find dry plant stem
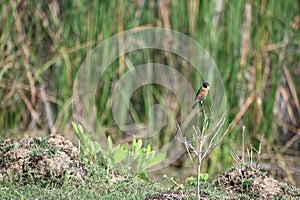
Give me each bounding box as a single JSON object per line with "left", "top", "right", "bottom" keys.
{"left": 197, "top": 105, "right": 208, "bottom": 199}
{"left": 230, "top": 130, "right": 264, "bottom": 169}
{"left": 256, "top": 138, "right": 262, "bottom": 168}
{"left": 176, "top": 110, "right": 228, "bottom": 200}
{"left": 197, "top": 124, "right": 204, "bottom": 200}
{"left": 242, "top": 126, "right": 245, "bottom": 162}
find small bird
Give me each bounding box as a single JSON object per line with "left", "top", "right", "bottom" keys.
{"left": 192, "top": 82, "right": 210, "bottom": 109}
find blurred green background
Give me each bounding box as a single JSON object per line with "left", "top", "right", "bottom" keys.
{"left": 0, "top": 0, "right": 299, "bottom": 185}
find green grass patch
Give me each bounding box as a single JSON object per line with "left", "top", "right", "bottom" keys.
{"left": 0, "top": 165, "right": 163, "bottom": 200}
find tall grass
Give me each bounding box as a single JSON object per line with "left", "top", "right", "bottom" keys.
{"left": 0, "top": 0, "right": 299, "bottom": 184}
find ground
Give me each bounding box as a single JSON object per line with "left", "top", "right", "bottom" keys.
{"left": 146, "top": 165, "right": 300, "bottom": 199}
{"left": 0, "top": 135, "right": 299, "bottom": 199}
{"left": 0, "top": 134, "right": 85, "bottom": 185}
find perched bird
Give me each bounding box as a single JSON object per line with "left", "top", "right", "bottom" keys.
{"left": 192, "top": 82, "right": 210, "bottom": 109}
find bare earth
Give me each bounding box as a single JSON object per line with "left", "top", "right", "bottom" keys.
{"left": 0, "top": 134, "right": 86, "bottom": 185}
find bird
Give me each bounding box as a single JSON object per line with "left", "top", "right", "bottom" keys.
{"left": 192, "top": 82, "right": 209, "bottom": 109}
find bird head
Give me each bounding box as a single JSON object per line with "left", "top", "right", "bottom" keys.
{"left": 203, "top": 82, "right": 209, "bottom": 88}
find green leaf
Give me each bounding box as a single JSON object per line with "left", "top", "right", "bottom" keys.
{"left": 186, "top": 176, "right": 197, "bottom": 187}
{"left": 120, "top": 143, "right": 129, "bottom": 151}
{"left": 113, "top": 148, "right": 127, "bottom": 164}
{"left": 71, "top": 122, "right": 78, "bottom": 133}
{"left": 78, "top": 124, "right": 84, "bottom": 135}
{"left": 94, "top": 142, "right": 102, "bottom": 153}
{"left": 137, "top": 153, "right": 145, "bottom": 171}
{"left": 144, "top": 152, "right": 166, "bottom": 169}
{"left": 89, "top": 142, "right": 95, "bottom": 155}
{"left": 135, "top": 139, "right": 143, "bottom": 152}
{"left": 88, "top": 130, "right": 93, "bottom": 136}
{"left": 145, "top": 151, "right": 155, "bottom": 160}
{"left": 200, "top": 173, "right": 209, "bottom": 182}
{"left": 108, "top": 136, "right": 113, "bottom": 152}
{"left": 132, "top": 136, "right": 136, "bottom": 152}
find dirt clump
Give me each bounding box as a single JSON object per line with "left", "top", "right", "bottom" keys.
{"left": 0, "top": 134, "right": 86, "bottom": 185}
{"left": 215, "top": 164, "right": 299, "bottom": 199}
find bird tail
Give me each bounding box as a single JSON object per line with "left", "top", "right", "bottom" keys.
{"left": 192, "top": 101, "right": 198, "bottom": 109}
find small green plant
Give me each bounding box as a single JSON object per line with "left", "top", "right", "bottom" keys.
{"left": 72, "top": 122, "right": 166, "bottom": 173}
{"left": 186, "top": 173, "right": 209, "bottom": 188}
{"left": 29, "top": 137, "right": 58, "bottom": 158}
{"left": 186, "top": 176, "right": 197, "bottom": 187}
{"left": 163, "top": 175, "right": 185, "bottom": 190}
{"left": 127, "top": 136, "right": 167, "bottom": 172}
{"left": 242, "top": 178, "right": 253, "bottom": 191}
{"left": 71, "top": 122, "right": 101, "bottom": 162}
{"left": 0, "top": 143, "right": 15, "bottom": 154}
{"left": 200, "top": 173, "right": 209, "bottom": 183}
{"left": 63, "top": 170, "right": 70, "bottom": 186}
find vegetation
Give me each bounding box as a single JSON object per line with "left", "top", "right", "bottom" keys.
{"left": 72, "top": 122, "right": 166, "bottom": 173}
{"left": 0, "top": 165, "right": 163, "bottom": 200}
{"left": 0, "top": 0, "right": 299, "bottom": 186}
{"left": 0, "top": 134, "right": 299, "bottom": 199}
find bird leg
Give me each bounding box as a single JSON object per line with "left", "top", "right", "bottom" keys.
{"left": 200, "top": 101, "right": 204, "bottom": 112}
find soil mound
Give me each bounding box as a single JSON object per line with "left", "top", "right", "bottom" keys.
{"left": 146, "top": 165, "right": 299, "bottom": 199}
{"left": 215, "top": 164, "right": 298, "bottom": 199}
{"left": 0, "top": 134, "right": 86, "bottom": 185}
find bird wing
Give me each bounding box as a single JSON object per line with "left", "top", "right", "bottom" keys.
{"left": 195, "top": 87, "right": 202, "bottom": 99}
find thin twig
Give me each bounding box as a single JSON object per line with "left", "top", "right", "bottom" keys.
{"left": 177, "top": 102, "right": 230, "bottom": 200}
